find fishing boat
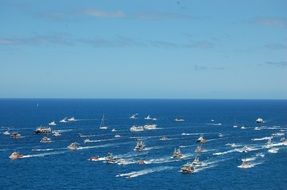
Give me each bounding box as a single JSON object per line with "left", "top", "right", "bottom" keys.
{"left": 10, "top": 132, "right": 21, "bottom": 139}
{"left": 191, "top": 157, "right": 202, "bottom": 166}
{"left": 67, "top": 142, "right": 79, "bottom": 150}
{"left": 172, "top": 148, "right": 183, "bottom": 159}
{"left": 40, "top": 136, "right": 52, "bottom": 143}
{"left": 143, "top": 124, "right": 157, "bottom": 130}
{"left": 114, "top": 134, "right": 121, "bottom": 138}
{"left": 105, "top": 153, "right": 118, "bottom": 164}
{"left": 9, "top": 152, "right": 23, "bottom": 160}
{"left": 134, "top": 139, "right": 145, "bottom": 151}
{"left": 180, "top": 163, "right": 195, "bottom": 174}
{"left": 196, "top": 136, "right": 206, "bottom": 143}
{"left": 34, "top": 126, "right": 52, "bottom": 134}
{"left": 48, "top": 121, "right": 56, "bottom": 126}
{"left": 99, "top": 115, "right": 108, "bottom": 130}
{"left": 130, "top": 125, "right": 144, "bottom": 132}
{"left": 256, "top": 117, "right": 264, "bottom": 124}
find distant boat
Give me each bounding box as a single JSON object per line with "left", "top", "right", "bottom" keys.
{"left": 174, "top": 118, "right": 184, "bottom": 122}
{"left": 130, "top": 125, "right": 144, "bottom": 132}
{"left": 60, "top": 117, "right": 68, "bottom": 123}
{"left": 196, "top": 136, "right": 206, "bottom": 143}
{"left": 40, "top": 136, "right": 52, "bottom": 143}
{"left": 145, "top": 115, "right": 152, "bottom": 120}
{"left": 3, "top": 130, "right": 10, "bottom": 135}
{"left": 238, "top": 160, "right": 252, "bottom": 169}
{"left": 99, "top": 115, "right": 108, "bottom": 130}
{"left": 143, "top": 124, "right": 157, "bottom": 130}
{"left": 67, "top": 142, "right": 79, "bottom": 150}
{"left": 52, "top": 131, "right": 61, "bottom": 137}
{"left": 256, "top": 117, "right": 264, "bottom": 124}
{"left": 88, "top": 156, "right": 99, "bottom": 161}
{"left": 134, "top": 139, "right": 145, "bottom": 152}
{"left": 34, "top": 126, "right": 52, "bottom": 134}
{"left": 111, "top": 129, "right": 117, "bottom": 132}
{"left": 9, "top": 152, "right": 23, "bottom": 160}
{"left": 114, "top": 134, "right": 121, "bottom": 138}
{"left": 130, "top": 113, "right": 138, "bottom": 119}
{"left": 160, "top": 136, "right": 169, "bottom": 141}
{"left": 105, "top": 153, "right": 118, "bottom": 164}
{"left": 172, "top": 148, "right": 183, "bottom": 159}
{"left": 48, "top": 121, "right": 57, "bottom": 126}
{"left": 10, "top": 132, "right": 21, "bottom": 139}
{"left": 180, "top": 163, "right": 194, "bottom": 174}
{"left": 67, "top": 117, "right": 77, "bottom": 122}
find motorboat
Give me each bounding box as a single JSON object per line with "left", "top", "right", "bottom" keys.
{"left": 196, "top": 136, "right": 206, "bottom": 143}
{"left": 99, "top": 115, "right": 108, "bottom": 130}
{"left": 138, "top": 160, "right": 146, "bottom": 164}
{"left": 67, "top": 117, "right": 77, "bottom": 122}
{"left": 130, "top": 113, "right": 138, "bottom": 119}
{"left": 144, "top": 115, "right": 152, "bottom": 120}
{"left": 191, "top": 157, "right": 202, "bottom": 166}
{"left": 105, "top": 153, "right": 118, "bottom": 164}
{"left": 34, "top": 126, "right": 52, "bottom": 134}
{"left": 238, "top": 160, "right": 252, "bottom": 169}
{"left": 10, "top": 132, "right": 21, "bottom": 139}
{"left": 134, "top": 139, "right": 145, "bottom": 152}
{"left": 195, "top": 145, "right": 203, "bottom": 153}
{"left": 174, "top": 118, "right": 184, "bottom": 122}
{"left": 143, "top": 124, "right": 157, "bottom": 130}
{"left": 48, "top": 121, "right": 57, "bottom": 126}
{"left": 88, "top": 156, "right": 99, "bottom": 161}
{"left": 218, "top": 133, "right": 223, "bottom": 138}
{"left": 60, "top": 117, "right": 68, "bottom": 123}
{"left": 84, "top": 139, "right": 92, "bottom": 143}
{"left": 67, "top": 142, "right": 79, "bottom": 150}
{"left": 130, "top": 125, "right": 144, "bottom": 132}
{"left": 114, "top": 134, "right": 121, "bottom": 138}
{"left": 40, "top": 136, "right": 52, "bottom": 143}
{"left": 52, "top": 131, "right": 61, "bottom": 137}
{"left": 111, "top": 129, "right": 117, "bottom": 132}
{"left": 9, "top": 152, "right": 23, "bottom": 160}
{"left": 160, "top": 136, "right": 169, "bottom": 141}
{"left": 3, "top": 130, "right": 10, "bottom": 135}
{"left": 172, "top": 148, "right": 183, "bottom": 159}
{"left": 180, "top": 163, "right": 195, "bottom": 174}
{"left": 256, "top": 118, "right": 264, "bottom": 124}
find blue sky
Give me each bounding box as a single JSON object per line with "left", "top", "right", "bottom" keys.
{"left": 0, "top": 0, "right": 286, "bottom": 99}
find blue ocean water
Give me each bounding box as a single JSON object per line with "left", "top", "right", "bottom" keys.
{"left": 0, "top": 99, "right": 287, "bottom": 190}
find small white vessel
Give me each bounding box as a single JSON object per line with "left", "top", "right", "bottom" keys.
{"left": 256, "top": 117, "right": 264, "bottom": 124}
{"left": 9, "top": 152, "right": 23, "bottom": 160}
{"left": 67, "top": 142, "right": 79, "bottom": 150}
{"left": 195, "top": 145, "right": 203, "bottom": 153}
{"left": 174, "top": 118, "right": 184, "bottom": 122}
{"left": 84, "top": 139, "right": 92, "bottom": 143}
{"left": 143, "top": 124, "right": 157, "bottom": 130}
{"left": 238, "top": 160, "right": 252, "bottom": 169}
{"left": 40, "top": 136, "right": 52, "bottom": 143}
{"left": 196, "top": 136, "right": 206, "bottom": 143}
{"left": 105, "top": 153, "right": 118, "bottom": 164}
{"left": 180, "top": 163, "right": 194, "bottom": 174}
{"left": 10, "top": 132, "right": 21, "bottom": 139}
{"left": 160, "top": 136, "right": 169, "bottom": 141}
{"left": 191, "top": 157, "right": 202, "bottom": 166}
{"left": 111, "top": 129, "right": 117, "bottom": 132}
{"left": 52, "top": 131, "right": 61, "bottom": 137}
{"left": 241, "top": 126, "right": 246, "bottom": 129}
{"left": 48, "top": 121, "right": 57, "bottom": 126}
{"left": 114, "top": 134, "right": 121, "bottom": 138}
{"left": 67, "top": 117, "right": 77, "bottom": 122}
{"left": 172, "top": 148, "right": 183, "bottom": 159}
{"left": 130, "top": 125, "right": 144, "bottom": 132}
{"left": 134, "top": 139, "right": 145, "bottom": 152}
{"left": 34, "top": 126, "right": 52, "bottom": 134}
{"left": 130, "top": 113, "right": 138, "bottom": 119}
{"left": 268, "top": 147, "right": 279, "bottom": 153}
{"left": 99, "top": 115, "right": 108, "bottom": 130}
{"left": 88, "top": 156, "right": 99, "bottom": 161}
{"left": 144, "top": 115, "right": 152, "bottom": 120}
{"left": 60, "top": 117, "right": 68, "bottom": 123}
{"left": 3, "top": 130, "right": 10, "bottom": 135}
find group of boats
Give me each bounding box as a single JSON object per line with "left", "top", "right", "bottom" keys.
{"left": 130, "top": 124, "right": 157, "bottom": 132}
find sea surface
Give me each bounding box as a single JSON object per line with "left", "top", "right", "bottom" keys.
{"left": 0, "top": 99, "right": 287, "bottom": 190}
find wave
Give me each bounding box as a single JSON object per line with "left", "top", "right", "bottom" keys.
{"left": 116, "top": 166, "right": 174, "bottom": 178}
{"left": 252, "top": 137, "right": 272, "bottom": 141}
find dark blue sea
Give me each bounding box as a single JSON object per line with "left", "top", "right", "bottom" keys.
{"left": 1, "top": 99, "right": 287, "bottom": 190}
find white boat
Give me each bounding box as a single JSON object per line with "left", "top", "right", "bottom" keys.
{"left": 9, "top": 152, "right": 23, "bottom": 160}
{"left": 134, "top": 139, "right": 145, "bottom": 151}
{"left": 144, "top": 115, "right": 152, "bottom": 120}
{"left": 256, "top": 117, "right": 264, "bottom": 124}
{"left": 218, "top": 133, "right": 223, "bottom": 138}
{"left": 195, "top": 145, "right": 203, "bottom": 153}
{"left": 67, "top": 117, "right": 77, "bottom": 122}
{"left": 130, "top": 125, "right": 144, "bottom": 132}
{"left": 60, "top": 117, "right": 68, "bottom": 123}
{"left": 111, "top": 129, "right": 116, "bottom": 132}
{"left": 105, "top": 153, "right": 118, "bottom": 164}
{"left": 238, "top": 160, "right": 252, "bottom": 169}
{"left": 241, "top": 126, "right": 246, "bottom": 129}
{"left": 88, "top": 156, "right": 99, "bottom": 161}
{"left": 180, "top": 163, "right": 194, "bottom": 174}
{"left": 40, "top": 136, "right": 52, "bottom": 143}
{"left": 160, "top": 136, "right": 169, "bottom": 141}
{"left": 34, "top": 126, "right": 52, "bottom": 134}
{"left": 67, "top": 142, "right": 79, "bottom": 150}
{"left": 174, "top": 118, "right": 184, "bottom": 122}
{"left": 268, "top": 147, "right": 279, "bottom": 153}
{"left": 84, "top": 139, "right": 92, "bottom": 143}
{"left": 48, "top": 121, "right": 56, "bottom": 126}
{"left": 143, "top": 124, "right": 157, "bottom": 130}
{"left": 114, "top": 134, "right": 121, "bottom": 138}
{"left": 99, "top": 115, "right": 108, "bottom": 130}
{"left": 130, "top": 113, "right": 138, "bottom": 119}
{"left": 196, "top": 136, "right": 206, "bottom": 143}
{"left": 172, "top": 148, "right": 183, "bottom": 159}
{"left": 10, "top": 132, "right": 21, "bottom": 139}
{"left": 233, "top": 125, "right": 238, "bottom": 128}
{"left": 3, "top": 130, "right": 10, "bottom": 135}
{"left": 52, "top": 131, "right": 61, "bottom": 137}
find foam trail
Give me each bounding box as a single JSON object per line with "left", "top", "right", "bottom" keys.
{"left": 116, "top": 166, "right": 174, "bottom": 178}
{"left": 32, "top": 148, "right": 54, "bottom": 152}
{"left": 213, "top": 149, "right": 236, "bottom": 156}
{"left": 22, "top": 151, "right": 66, "bottom": 158}
{"left": 252, "top": 137, "right": 272, "bottom": 141}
